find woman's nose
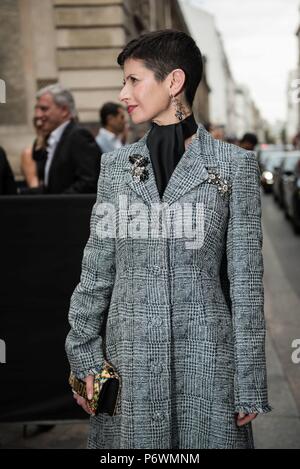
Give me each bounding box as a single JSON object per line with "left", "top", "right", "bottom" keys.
{"left": 119, "top": 85, "right": 129, "bottom": 103}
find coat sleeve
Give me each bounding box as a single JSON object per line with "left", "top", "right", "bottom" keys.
{"left": 226, "top": 149, "right": 272, "bottom": 414}
{"left": 65, "top": 152, "right": 115, "bottom": 379}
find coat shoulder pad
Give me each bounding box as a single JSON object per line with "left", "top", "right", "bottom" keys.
{"left": 217, "top": 140, "right": 256, "bottom": 176}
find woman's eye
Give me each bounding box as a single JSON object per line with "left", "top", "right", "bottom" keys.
{"left": 122, "top": 77, "right": 137, "bottom": 86}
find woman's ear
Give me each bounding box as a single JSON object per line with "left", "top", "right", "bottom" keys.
{"left": 169, "top": 69, "right": 186, "bottom": 97}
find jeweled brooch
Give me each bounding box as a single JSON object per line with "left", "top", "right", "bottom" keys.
{"left": 129, "top": 154, "right": 149, "bottom": 182}
{"left": 206, "top": 168, "right": 231, "bottom": 196}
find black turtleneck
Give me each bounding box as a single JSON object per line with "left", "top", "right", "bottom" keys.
{"left": 146, "top": 113, "right": 198, "bottom": 199}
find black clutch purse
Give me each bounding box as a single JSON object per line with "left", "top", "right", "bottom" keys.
{"left": 69, "top": 360, "right": 121, "bottom": 416}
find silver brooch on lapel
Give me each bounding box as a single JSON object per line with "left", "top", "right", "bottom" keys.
{"left": 129, "top": 154, "right": 149, "bottom": 182}
{"left": 207, "top": 168, "right": 231, "bottom": 196}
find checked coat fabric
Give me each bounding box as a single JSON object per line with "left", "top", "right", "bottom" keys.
{"left": 65, "top": 123, "right": 271, "bottom": 449}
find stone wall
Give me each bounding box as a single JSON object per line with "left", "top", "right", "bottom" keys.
{"left": 54, "top": 0, "right": 125, "bottom": 123}
{"left": 0, "top": 0, "right": 27, "bottom": 126}
{"left": 0, "top": 0, "right": 210, "bottom": 176}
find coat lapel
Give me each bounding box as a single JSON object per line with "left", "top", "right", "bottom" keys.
{"left": 124, "top": 131, "right": 161, "bottom": 206}
{"left": 125, "top": 123, "right": 218, "bottom": 207}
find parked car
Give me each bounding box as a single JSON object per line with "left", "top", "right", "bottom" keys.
{"left": 260, "top": 153, "right": 284, "bottom": 193}
{"left": 273, "top": 152, "right": 299, "bottom": 207}
{"left": 281, "top": 152, "right": 300, "bottom": 233}
{"left": 273, "top": 160, "right": 284, "bottom": 204}
{"left": 257, "top": 145, "right": 291, "bottom": 172}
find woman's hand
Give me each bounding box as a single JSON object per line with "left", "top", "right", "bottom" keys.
{"left": 236, "top": 412, "right": 258, "bottom": 427}
{"left": 73, "top": 375, "right": 95, "bottom": 416}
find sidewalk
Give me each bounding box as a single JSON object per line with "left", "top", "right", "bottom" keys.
{"left": 0, "top": 420, "right": 89, "bottom": 449}
{"left": 252, "top": 226, "right": 300, "bottom": 449}
{"left": 253, "top": 334, "right": 300, "bottom": 449}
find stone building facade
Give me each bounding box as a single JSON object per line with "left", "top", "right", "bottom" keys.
{"left": 0, "top": 0, "right": 210, "bottom": 176}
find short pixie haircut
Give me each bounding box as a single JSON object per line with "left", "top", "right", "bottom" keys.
{"left": 117, "top": 29, "right": 203, "bottom": 107}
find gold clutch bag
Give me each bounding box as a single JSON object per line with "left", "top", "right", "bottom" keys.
{"left": 69, "top": 360, "right": 121, "bottom": 416}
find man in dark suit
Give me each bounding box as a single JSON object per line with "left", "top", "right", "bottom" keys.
{"left": 0, "top": 146, "right": 17, "bottom": 195}
{"left": 35, "top": 84, "right": 101, "bottom": 194}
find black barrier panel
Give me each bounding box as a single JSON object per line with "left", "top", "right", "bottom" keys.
{"left": 0, "top": 195, "right": 96, "bottom": 422}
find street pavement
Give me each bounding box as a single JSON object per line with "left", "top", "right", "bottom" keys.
{"left": 253, "top": 193, "right": 300, "bottom": 449}
{"left": 0, "top": 191, "right": 299, "bottom": 449}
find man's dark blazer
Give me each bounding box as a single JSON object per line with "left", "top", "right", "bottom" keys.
{"left": 0, "top": 146, "right": 17, "bottom": 195}
{"left": 45, "top": 120, "right": 101, "bottom": 194}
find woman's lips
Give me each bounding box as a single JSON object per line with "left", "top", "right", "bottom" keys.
{"left": 127, "top": 105, "right": 138, "bottom": 114}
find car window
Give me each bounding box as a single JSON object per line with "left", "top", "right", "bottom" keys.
{"left": 264, "top": 154, "right": 284, "bottom": 171}
{"left": 283, "top": 155, "right": 300, "bottom": 171}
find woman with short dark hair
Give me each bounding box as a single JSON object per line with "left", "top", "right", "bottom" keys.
{"left": 66, "top": 29, "right": 271, "bottom": 449}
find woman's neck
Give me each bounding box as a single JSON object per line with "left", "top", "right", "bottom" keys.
{"left": 152, "top": 110, "right": 192, "bottom": 126}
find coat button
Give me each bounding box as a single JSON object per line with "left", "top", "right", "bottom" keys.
{"left": 150, "top": 363, "right": 164, "bottom": 374}
{"left": 152, "top": 411, "right": 165, "bottom": 422}
{"left": 177, "top": 380, "right": 184, "bottom": 392}
{"left": 148, "top": 317, "right": 163, "bottom": 327}
{"left": 151, "top": 265, "right": 161, "bottom": 273}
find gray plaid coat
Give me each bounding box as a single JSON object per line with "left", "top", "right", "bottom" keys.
{"left": 65, "top": 123, "right": 271, "bottom": 449}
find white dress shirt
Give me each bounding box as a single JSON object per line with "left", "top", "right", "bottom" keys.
{"left": 95, "top": 127, "right": 123, "bottom": 153}
{"left": 44, "top": 120, "right": 71, "bottom": 187}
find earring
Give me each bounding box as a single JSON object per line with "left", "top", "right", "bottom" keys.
{"left": 171, "top": 95, "right": 187, "bottom": 121}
